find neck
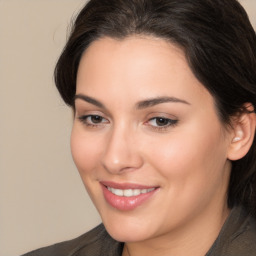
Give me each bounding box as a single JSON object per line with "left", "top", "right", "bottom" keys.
{"left": 122, "top": 204, "right": 230, "bottom": 256}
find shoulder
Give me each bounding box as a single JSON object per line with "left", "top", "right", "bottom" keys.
{"left": 225, "top": 212, "right": 256, "bottom": 256}
{"left": 21, "top": 224, "right": 122, "bottom": 256}
{"left": 207, "top": 206, "right": 256, "bottom": 256}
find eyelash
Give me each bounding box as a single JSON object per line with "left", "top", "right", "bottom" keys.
{"left": 146, "top": 117, "right": 178, "bottom": 131}
{"left": 78, "top": 115, "right": 109, "bottom": 127}
{"left": 77, "top": 115, "right": 178, "bottom": 131}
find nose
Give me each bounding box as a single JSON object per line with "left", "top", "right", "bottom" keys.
{"left": 101, "top": 125, "right": 143, "bottom": 174}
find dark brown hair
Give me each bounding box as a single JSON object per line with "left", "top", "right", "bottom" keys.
{"left": 54, "top": 0, "right": 256, "bottom": 216}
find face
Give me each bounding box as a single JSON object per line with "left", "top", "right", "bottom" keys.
{"left": 71, "top": 36, "right": 232, "bottom": 243}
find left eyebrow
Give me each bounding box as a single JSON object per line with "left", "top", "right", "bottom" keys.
{"left": 136, "top": 96, "right": 191, "bottom": 109}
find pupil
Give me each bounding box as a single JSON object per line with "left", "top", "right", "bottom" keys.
{"left": 92, "top": 115, "right": 102, "bottom": 123}
{"left": 156, "top": 118, "right": 168, "bottom": 126}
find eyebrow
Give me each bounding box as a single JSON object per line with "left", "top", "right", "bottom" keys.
{"left": 136, "top": 96, "right": 190, "bottom": 109}
{"left": 74, "top": 94, "right": 106, "bottom": 109}
{"left": 74, "top": 94, "right": 190, "bottom": 109}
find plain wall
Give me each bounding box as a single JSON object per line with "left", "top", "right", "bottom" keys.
{"left": 0, "top": 1, "right": 255, "bottom": 256}
{"left": 0, "top": 1, "right": 101, "bottom": 256}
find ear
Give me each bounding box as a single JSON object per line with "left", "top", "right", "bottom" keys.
{"left": 227, "top": 103, "right": 256, "bottom": 161}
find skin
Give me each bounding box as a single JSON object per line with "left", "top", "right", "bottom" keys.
{"left": 71, "top": 36, "right": 234, "bottom": 256}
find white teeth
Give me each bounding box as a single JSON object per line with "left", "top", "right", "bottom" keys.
{"left": 123, "top": 189, "right": 133, "bottom": 197}
{"left": 107, "top": 187, "right": 155, "bottom": 197}
{"left": 114, "top": 189, "right": 124, "bottom": 196}
{"left": 133, "top": 189, "right": 141, "bottom": 196}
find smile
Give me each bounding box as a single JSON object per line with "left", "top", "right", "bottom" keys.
{"left": 107, "top": 187, "right": 156, "bottom": 197}
{"left": 101, "top": 182, "right": 158, "bottom": 211}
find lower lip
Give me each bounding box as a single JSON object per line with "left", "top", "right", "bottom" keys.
{"left": 101, "top": 185, "right": 158, "bottom": 211}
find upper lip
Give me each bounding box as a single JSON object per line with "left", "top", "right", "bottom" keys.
{"left": 100, "top": 181, "right": 158, "bottom": 190}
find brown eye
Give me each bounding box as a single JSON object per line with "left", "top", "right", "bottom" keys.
{"left": 146, "top": 117, "right": 178, "bottom": 131}
{"left": 90, "top": 115, "right": 103, "bottom": 123}
{"left": 78, "top": 115, "right": 109, "bottom": 127}
{"left": 149, "top": 117, "right": 177, "bottom": 127}
{"left": 155, "top": 117, "right": 170, "bottom": 126}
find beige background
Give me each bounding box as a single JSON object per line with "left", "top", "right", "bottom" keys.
{"left": 0, "top": 1, "right": 255, "bottom": 256}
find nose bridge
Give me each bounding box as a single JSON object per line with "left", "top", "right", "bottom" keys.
{"left": 101, "top": 121, "right": 142, "bottom": 174}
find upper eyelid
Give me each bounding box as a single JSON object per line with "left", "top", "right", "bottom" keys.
{"left": 74, "top": 97, "right": 182, "bottom": 119}
{"left": 75, "top": 109, "right": 108, "bottom": 117}
{"left": 149, "top": 116, "right": 176, "bottom": 121}
{"left": 146, "top": 117, "right": 178, "bottom": 124}
{"left": 145, "top": 112, "right": 178, "bottom": 120}
{"left": 78, "top": 114, "right": 108, "bottom": 121}
{"left": 76, "top": 113, "right": 177, "bottom": 120}
{"left": 74, "top": 105, "right": 112, "bottom": 119}
{"left": 76, "top": 109, "right": 178, "bottom": 123}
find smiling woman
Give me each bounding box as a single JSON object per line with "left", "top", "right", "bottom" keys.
{"left": 22, "top": 0, "right": 256, "bottom": 256}
{"left": 72, "top": 37, "right": 233, "bottom": 248}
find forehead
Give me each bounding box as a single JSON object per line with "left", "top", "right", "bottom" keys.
{"left": 77, "top": 36, "right": 187, "bottom": 82}
{"left": 76, "top": 36, "right": 212, "bottom": 108}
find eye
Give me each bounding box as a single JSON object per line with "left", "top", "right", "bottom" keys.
{"left": 78, "top": 114, "right": 109, "bottom": 127}
{"left": 146, "top": 117, "right": 178, "bottom": 130}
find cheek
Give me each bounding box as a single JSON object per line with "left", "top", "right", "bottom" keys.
{"left": 145, "top": 128, "right": 230, "bottom": 221}
{"left": 146, "top": 124, "right": 228, "bottom": 187}
{"left": 70, "top": 126, "right": 103, "bottom": 177}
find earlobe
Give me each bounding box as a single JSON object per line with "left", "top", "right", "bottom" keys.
{"left": 228, "top": 104, "right": 256, "bottom": 161}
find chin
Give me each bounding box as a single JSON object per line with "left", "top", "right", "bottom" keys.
{"left": 101, "top": 213, "right": 155, "bottom": 242}
{"left": 106, "top": 226, "right": 149, "bottom": 243}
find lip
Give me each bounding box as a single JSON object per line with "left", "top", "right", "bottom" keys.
{"left": 100, "top": 181, "right": 159, "bottom": 211}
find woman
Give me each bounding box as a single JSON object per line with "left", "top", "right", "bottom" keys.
{"left": 23, "top": 0, "right": 256, "bottom": 255}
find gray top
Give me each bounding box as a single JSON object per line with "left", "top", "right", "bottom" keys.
{"left": 22, "top": 206, "right": 256, "bottom": 256}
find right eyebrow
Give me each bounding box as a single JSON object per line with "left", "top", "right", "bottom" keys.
{"left": 74, "top": 94, "right": 106, "bottom": 109}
